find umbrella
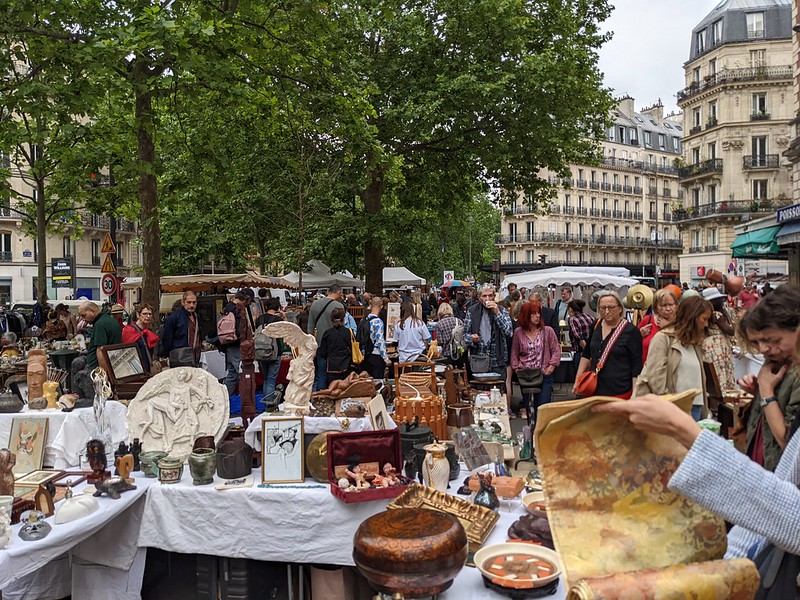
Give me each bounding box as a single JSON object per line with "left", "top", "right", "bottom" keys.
{"left": 441, "top": 280, "right": 471, "bottom": 289}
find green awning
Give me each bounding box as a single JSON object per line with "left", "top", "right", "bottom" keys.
{"left": 731, "top": 225, "right": 783, "bottom": 258}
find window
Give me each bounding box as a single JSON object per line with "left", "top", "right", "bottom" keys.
{"left": 0, "top": 233, "right": 11, "bottom": 254}
{"left": 708, "top": 184, "right": 717, "bottom": 206}
{"left": 708, "top": 58, "right": 717, "bottom": 77}
{"left": 692, "top": 147, "right": 701, "bottom": 164}
{"left": 696, "top": 30, "right": 706, "bottom": 54}
{"left": 579, "top": 250, "right": 585, "bottom": 263}
{"left": 693, "top": 67, "right": 701, "bottom": 84}
{"left": 674, "top": 137, "right": 681, "bottom": 153}
{"left": 591, "top": 224, "right": 596, "bottom": 237}
{"left": 747, "top": 12, "right": 764, "bottom": 38}
{"left": 752, "top": 135, "right": 767, "bottom": 158}
{"left": 591, "top": 197, "right": 597, "bottom": 209}
{"left": 62, "top": 237, "right": 73, "bottom": 257}
{"left": 712, "top": 20, "right": 723, "bottom": 44}
{"left": 658, "top": 134, "right": 666, "bottom": 150}
{"left": 508, "top": 251, "right": 517, "bottom": 264}
{"left": 577, "top": 168, "right": 584, "bottom": 180}
{"left": 693, "top": 230, "right": 702, "bottom": 248}
{"left": 602, "top": 198, "right": 608, "bottom": 209}
{"left": 578, "top": 223, "right": 584, "bottom": 237}
{"left": 565, "top": 223, "right": 571, "bottom": 236}
{"left": 709, "top": 228, "right": 718, "bottom": 247}
{"left": 624, "top": 175, "right": 630, "bottom": 186}
{"left": 635, "top": 202, "right": 640, "bottom": 214}
{"left": 565, "top": 194, "right": 571, "bottom": 208}
{"left": 617, "top": 126, "right": 626, "bottom": 144}
{"left": 613, "top": 174, "right": 619, "bottom": 185}
{"left": 590, "top": 171, "right": 596, "bottom": 182}
{"left": 709, "top": 101, "right": 717, "bottom": 122}
{"left": 614, "top": 225, "right": 619, "bottom": 238}
{"left": 634, "top": 177, "right": 640, "bottom": 188}
{"left": 753, "top": 179, "right": 768, "bottom": 199}
{"left": 526, "top": 250, "right": 534, "bottom": 263}
{"left": 644, "top": 131, "right": 652, "bottom": 147}
{"left": 625, "top": 226, "right": 631, "bottom": 237}
{"left": 693, "top": 108, "right": 702, "bottom": 127}
{"left": 91, "top": 239, "right": 100, "bottom": 264}
{"left": 578, "top": 195, "right": 584, "bottom": 209}
{"left": 692, "top": 188, "right": 701, "bottom": 209}
{"left": 602, "top": 173, "right": 608, "bottom": 184}
{"left": 526, "top": 222, "right": 535, "bottom": 238}
{"left": 750, "top": 49, "right": 766, "bottom": 68}
{"left": 752, "top": 93, "right": 767, "bottom": 116}
{"left": 708, "top": 142, "right": 716, "bottom": 160}
{"left": 508, "top": 222, "right": 517, "bottom": 238}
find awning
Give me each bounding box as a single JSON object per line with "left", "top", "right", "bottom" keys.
{"left": 777, "top": 221, "right": 800, "bottom": 246}
{"left": 731, "top": 225, "right": 783, "bottom": 258}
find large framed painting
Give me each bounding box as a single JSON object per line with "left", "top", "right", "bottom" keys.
{"left": 8, "top": 417, "right": 49, "bottom": 476}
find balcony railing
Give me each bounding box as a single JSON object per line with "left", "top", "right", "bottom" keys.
{"left": 612, "top": 184, "right": 622, "bottom": 192}
{"left": 742, "top": 154, "right": 779, "bottom": 169}
{"left": 689, "top": 125, "right": 703, "bottom": 135}
{"left": 589, "top": 181, "right": 599, "bottom": 190}
{"left": 0, "top": 252, "right": 11, "bottom": 262}
{"left": 622, "top": 185, "right": 633, "bottom": 194}
{"left": 577, "top": 207, "right": 587, "bottom": 215}
{"left": 601, "top": 182, "right": 612, "bottom": 191}
{"left": 564, "top": 206, "right": 575, "bottom": 215}
{"left": 706, "top": 118, "right": 718, "bottom": 129}
{"left": 663, "top": 212, "right": 672, "bottom": 222}
{"left": 577, "top": 179, "right": 588, "bottom": 188}
{"left": 751, "top": 112, "right": 771, "bottom": 121}
{"left": 505, "top": 204, "right": 535, "bottom": 216}
{"left": 633, "top": 186, "right": 643, "bottom": 194}
{"left": 118, "top": 219, "right": 136, "bottom": 232}
{"left": 623, "top": 211, "right": 634, "bottom": 220}
{"left": 495, "top": 233, "right": 684, "bottom": 247}
{"left": 672, "top": 197, "right": 792, "bottom": 222}
{"left": 677, "top": 65, "right": 792, "bottom": 103}
{"left": 549, "top": 205, "right": 561, "bottom": 214}
{"left": 601, "top": 209, "right": 612, "bottom": 217}
{"left": 92, "top": 256, "right": 101, "bottom": 266}
{"left": 612, "top": 210, "right": 622, "bottom": 218}
{"left": 590, "top": 208, "right": 601, "bottom": 217}
{"left": 649, "top": 211, "right": 658, "bottom": 220}
{"left": 648, "top": 187, "right": 658, "bottom": 197}
{"left": 677, "top": 158, "right": 723, "bottom": 180}
{"left": 662, "top": 189, "right": 671, "bottom": 198}
{"left": 705, "top": 244, "right": 720, "bottom": 252}
{"left": 0, "top": 207, "right": 11, "bottom": 218}
{"left": 689, "top": 246, "right": 703, "bottom": 253}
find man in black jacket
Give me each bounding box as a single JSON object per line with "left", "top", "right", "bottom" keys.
{"left": 160, "top": 291, "right": 201, "bottom": 366}
{"left": 529, "top": 291, "right": 560, "bottom": 333}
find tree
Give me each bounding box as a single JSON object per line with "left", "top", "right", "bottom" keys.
{"left": 334, "top": 0, "right": 614, "bottom": 292}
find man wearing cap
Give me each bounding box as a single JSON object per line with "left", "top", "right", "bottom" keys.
{"left": 79, "top": 301, "right": 122, "bottom": 369}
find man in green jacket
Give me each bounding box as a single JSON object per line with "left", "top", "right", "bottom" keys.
{"left": 79, "top": 301, "right": 122, "bottom": 369}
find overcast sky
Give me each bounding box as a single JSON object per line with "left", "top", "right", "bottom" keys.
{"left": 598, "top": 0, "right": 721, "bottom": 116}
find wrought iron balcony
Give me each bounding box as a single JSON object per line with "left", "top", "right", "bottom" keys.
{"left": 742, "top": 154, "right": 779, "bottom": 169}
{"left": 549, "top": 205, "right": 561, "bottom": 214}
{"left": 677, "top": 65, "right": 792, "bottom": 103}
{"left": 577, "top": 179, "right": 588, "bottom": 188}
{"left": 649, "top": 212, "right": 658, "bottom": 220}
{"left": 612, "top": 184, "right": 622, "bottom": 192}
{"left": 0, "top": 207, "right": 11, "bottom": 218}
{"left": 589, "top": 181, "right": 599, "bottom": 190}
{"left": 672, "top": 197, "right": 792, "bottom": 222}
{"left": 623, "top": 185, "right": 633, "bottom": 194}
{"left": 689, "top": 125, "right": 702, "bottom": 135}
{"left": 689, "top": 246, "right": 703, "bottom": 253}
{"left": 662, "top": 189, "right": 672, "bottom": 198}
{"left": 705, "top": 244, "right": 720, "bottom": 252}
{"left": 633, "top": 186, "right": 643, "bottom": 194}
{"left": 612, "top": 210, "right": 622, "bottom": 219}
{"left": 751, "top": 112, "right": 771, "bottom": 121}
{"left": 623, "top": 211, "right": 635, "bottom": 220}
{"left": 92, "top": 256, "right": 101, "bottom": 266}
{"left": 706, "top": 118, "right": 718, "bottom": 129}
{"left": 678, "top": 159, "right": 723, "bottom": 181}
{"left": 601, "top": 182, "right": 611, "bottom": 191}
{"left": 564, "top": 206, "right": 575, "bottom": 215}
{"left": 577, "top": 207, "right": 587, "bottom": 216}
{"left": 601, "top": 209, "right": 612, "bottom": 218}
{"left": 648, "top": 187, "right": 658, "bottom": 197}
{"left": 589, "top": 208, "right": 601, "bottom": 217}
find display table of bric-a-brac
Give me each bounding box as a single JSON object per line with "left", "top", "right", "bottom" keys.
{"left": 0, "top": 474, "right": 156, "bottom": 600}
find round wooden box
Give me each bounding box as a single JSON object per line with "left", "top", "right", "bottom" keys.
{"left": 353, "top": 508, "right": 468, "bottom": 598}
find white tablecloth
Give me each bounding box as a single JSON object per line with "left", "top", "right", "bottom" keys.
{"left": 49, "top": 401, "right": 129, "bottom": 469}
{"left": 0, "top": 403, "right": 127, "bottom": 470}
{"left": 200, "top": 350, "right": 226, "bottom": 380}
{"left": 0, "top": 473, "right": 154, "bottom": 591}
{"left": 138, "top": 468, "right": 391, "bottom": 565}
{"left": 244, "top": 414, "right": 396, "bottom": 450}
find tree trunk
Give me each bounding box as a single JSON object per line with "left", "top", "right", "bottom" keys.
{"left": 361, "top": 167, "right": 384, "bottom": 294}
{"left": 36, "top": 176, "right": 48, "bottom": 305}
{"left": 134, "top": 63, "right": 161, "bottom": 312}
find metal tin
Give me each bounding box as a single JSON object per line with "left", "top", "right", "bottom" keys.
{"left": 157, "top": 456, "right": 183, "bottom": 484}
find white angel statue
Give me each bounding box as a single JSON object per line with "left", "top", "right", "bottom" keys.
{"left": 263, "top": 321, "right": 317, "bottom": 415}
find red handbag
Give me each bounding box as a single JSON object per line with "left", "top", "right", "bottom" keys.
{"left": 575, "top": 320, "right": 627, "bottom": 397}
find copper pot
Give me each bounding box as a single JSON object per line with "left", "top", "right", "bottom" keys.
{"left": 706, "top": 269, "right": 724, "bottom": 285}
{"left": 706, "top": 269, "right": 745, "bottom": 296}
{"left": 446, "top": 402, "right": 474, "bottom": 429}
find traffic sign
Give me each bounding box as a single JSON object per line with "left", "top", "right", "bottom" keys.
{"left": 101, "top": 254, "right": 116, "bottom": 274}
{"left": 101, "top": 233, "right": 116, "bottom": 254}
{"left": 101, "top": 274, "right": 117, "bottom": 296}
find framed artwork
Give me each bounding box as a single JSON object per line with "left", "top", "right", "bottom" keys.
{"left": 261, "top": 417, "right": 304, "bottom": 484}
{"left": 386, "top": 302, "right": 401, "bottom": 341}
{"left": 367, "top": 394, "right": 391, "bottom": 431}
{"left": 15, "top": 469, "right": 65, "bottom": 493}
{"left": 9, "top": 417, "right": 49, "bottom": 476}
{"left": 53, "top": 471, "right": 91, "bottom": 487}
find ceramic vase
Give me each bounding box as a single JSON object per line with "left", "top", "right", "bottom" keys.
{"left": 0, "top": 394, "right": 23, "bottom": 414}
{"left": 443, "top": 442, "right": 461, "bottom": 481}
{"left": 188, "top": 448, "right": 216, "bottom": 486}
{"left": 140, "top": 451, "right": 168, "bottom": 478}
{"left": 422, "top": 443, "right": 450, "bottom": 492}
{"left": 157, "top": 456, "right": 183, "bottom": 484}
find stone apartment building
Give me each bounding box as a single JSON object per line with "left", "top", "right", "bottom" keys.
{"left": 676, "top": 0, "right": 794, "bottom": 284}
{"left": 497, "top": 98, "right": 683, "bottom": 281}
{"left": 1, "top": 149, "right": 139, "bottom": 304}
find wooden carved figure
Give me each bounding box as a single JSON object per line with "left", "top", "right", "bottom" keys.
{"left": 0, "top": 449, "right": 15, "bottom": 496}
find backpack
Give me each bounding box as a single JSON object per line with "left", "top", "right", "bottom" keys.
{"left": 356, "top": 315, "right": 376, "bottom": 356}
{"left": 254, "top": 324, "right": 280, "bottom": 361}
{"left": 217, "top": 311, "right": 238, "bottom": 345}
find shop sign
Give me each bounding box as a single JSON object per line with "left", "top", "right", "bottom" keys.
{"left": 777, "top": 203, "right": 800, "bottom": 223}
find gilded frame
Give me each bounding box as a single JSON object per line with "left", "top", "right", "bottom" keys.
{"left": 387, "top": 483, "right": 499, "bottom": 547}
{"left": 260, "top": 417, "right": 304, "bottom": 484}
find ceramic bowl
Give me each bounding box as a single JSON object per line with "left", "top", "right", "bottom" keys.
{"left": 473, "top": 542, "right": 562, "bottom": 590}
{"left": 521, "top": 491, "right": 547, "bottom": 514}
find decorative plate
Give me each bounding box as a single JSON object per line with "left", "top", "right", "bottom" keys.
{"left": 474, "top": 542, "right": 562, "bottom": 590}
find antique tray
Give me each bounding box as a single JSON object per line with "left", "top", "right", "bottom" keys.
{"left": 387, "top": 483, "right": 499, "bottom": 548}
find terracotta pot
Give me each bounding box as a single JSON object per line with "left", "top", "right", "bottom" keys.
{"left": 188, "top": 448, "right": 216, "bottom": 485}
{"left": 724, "top": 276, "right": 745, "bottom": 296}
{"left": 353, "top": 508, "right": 467, "bottom": 597}
{"left": 706, "top": 269, "right": 724, "bottom": 285}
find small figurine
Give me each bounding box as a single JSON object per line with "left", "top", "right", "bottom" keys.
{"left": 0, "top": 448, "right": 15, "bottom": 496}
{"left": 345, "top": 459, "right": 370, "bottom": 491}
{"left": 130, "top": 438, "right": 142, "bottom": 471}
{"left": 86, "top": 439, "right": 110, "bottom": 484}
{"left": 382, "top": 463, "right": 401, "bottom": 487}
{"left": 338, "top": 477, "right": 352, "bottom": 491}
{"left": 92, "top": 476, "right": 137, "bottom": 499}
{"left": 116, "top": 454, "right": 134, "bottom": 483}
{"left": 114, "top": 442, "right": 129, "bottom": 475}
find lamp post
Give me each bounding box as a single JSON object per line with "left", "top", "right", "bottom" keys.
{"left": 467, "top": 215, "right": 474, "bottom": 280}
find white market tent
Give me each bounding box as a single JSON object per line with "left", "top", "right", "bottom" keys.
{"left": 501, "top": 269, "right": 637, "bottom": 290}
{"left": 282, "top": 260, "right": 364, "bottom": 289}
{"left": 536, "top": 266, "right": 631, "bottom": 277}
{"left": 383, "top": 266, "right": 426, "bottom": 288}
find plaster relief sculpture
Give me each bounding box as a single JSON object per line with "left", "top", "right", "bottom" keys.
{"left": 55, "top": 483, "right": 99, "bottom": 524}
{"left": 127, "top": 367, "right": 229, "bottom": 462}
{"left": 263, "top": 321, "right": 317, "bottom": 416}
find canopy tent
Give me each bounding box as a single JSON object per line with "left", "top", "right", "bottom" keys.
{"left": 731, "top": 225, "right": 784, "bottom": 259}
{"left": 119, "top": 271, "right": 296, "bottom": 292}
{"left": 441, "top": 279, "right": 471, "bottom": 289}
{"left": 282, "top": 260, "right": 364, "bottom": 289}
{"left": 531, "top": 265, "right": 631, "bottom": 277}
{"left": 383, "top": 266, "right": 426, "bottom": 287}
{"left": 501, "top": 270, "right": 637, "bottom": 290}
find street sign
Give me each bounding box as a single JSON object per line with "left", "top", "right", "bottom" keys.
{"left": 101, "top": 274, "right": 117, "bottom": 297}
{"left": 51, "top": 257, "right": 75, "bottom": 288}
{"left": 101, "top": 233, "right": 116, "bottom": 254}
{"left": 101, "top": 254, "right": 116, "bottom": 274}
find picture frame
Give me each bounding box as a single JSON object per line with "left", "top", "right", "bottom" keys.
{"left": 261, "top": 417, "right": 304, "bottom": 484}
{"left": 8, "top": 417, "right": 49, "bottom": 476}
{"left": 15, "top": 469, "right": 65, "bottom": 487}
{"left": 388, "top": 483, "right": 500, "bottom": 548}
{"left": 52, "top": 471, "right": 91, "bottom": 487}
{"left": 367, "top": 394, "right": 391, "bottom": 431}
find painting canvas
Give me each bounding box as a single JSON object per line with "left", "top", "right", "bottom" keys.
{"left": 367, "top": 394, "right": 391, "bottom": 431}
{"left": 386, "top": 302, "right": 401, "bottom": 342}
{"left": 9, "top": 417, "right": 49, "bottom": 476}
{"left": 261, "top": 417, "right": 304, "bottom": 483}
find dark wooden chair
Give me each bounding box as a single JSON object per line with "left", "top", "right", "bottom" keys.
{"left": 703, "top": 361, "right": 723, "bottom": 419}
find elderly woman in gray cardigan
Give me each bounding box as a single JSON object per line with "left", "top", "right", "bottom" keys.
{"left": 595, "top": 394, "right": 800, "bottom": 560}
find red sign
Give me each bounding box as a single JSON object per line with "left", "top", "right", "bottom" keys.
{"left": 101, "top": 273, "right": 117, "bottom": 297}
{"left": 696, "top": 266, "right": 706, "bottom": 277}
